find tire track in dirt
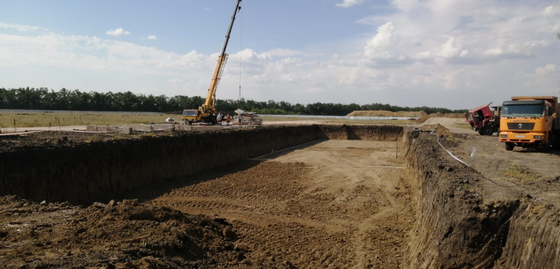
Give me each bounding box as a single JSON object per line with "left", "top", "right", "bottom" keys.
{"left": 149, "top": 140, "right": 414, "bottom": 268}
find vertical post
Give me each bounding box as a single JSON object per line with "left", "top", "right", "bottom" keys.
{"left": 396, "top": 140, "right": 398, "bottom": 158}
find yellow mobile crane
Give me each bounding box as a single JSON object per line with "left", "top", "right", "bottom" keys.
{"left": 182, "top": 0, "right": 242, "bottom": 125}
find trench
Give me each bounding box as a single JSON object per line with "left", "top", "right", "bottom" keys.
{"left": 0, "top": 125, "right": 558, "bottom": 268}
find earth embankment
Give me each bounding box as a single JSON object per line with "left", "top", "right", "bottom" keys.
{"left": 0, "top": 126, "right": 317, "bottom": 204}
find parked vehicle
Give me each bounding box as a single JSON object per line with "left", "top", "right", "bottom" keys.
{"left": 234, "top": 112, "right": 262, "bottom": 126}
{"left": 499, "top": 96, "right": 560, "bottom": 151}
{"left": 465, "top": 104, "right": 501, "bottom": 136}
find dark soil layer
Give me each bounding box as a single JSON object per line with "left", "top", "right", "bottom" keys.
{"left": 0, "top": 196, "right": 249, "bottom": 268}
{"left": 0, "top": 126, "right": 317, "bottom": 204}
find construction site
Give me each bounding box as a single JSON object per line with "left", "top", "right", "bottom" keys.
{"left": 0, "top": 120, "right": 559, "bottom": 268}
{"left": 1, "top": 0, "right": 560, "bottom": 267}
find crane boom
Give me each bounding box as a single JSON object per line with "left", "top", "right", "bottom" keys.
{"left": 182, "top": 0, "right": 242, "bottom": 125}
{"left": 200, "top": 0, "right": 242, "bottom": 121}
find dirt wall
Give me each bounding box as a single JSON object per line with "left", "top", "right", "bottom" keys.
{"left": 403, "top": 131, "right": 520, "bottom": 268}
{"left": 495, "top": 203, "right": 560, "bottom": 268}
{"left": 403, "top": 130, "right": 560, "bottom": 268}
{"left": 317, "top": 125, "right": 403, "bottom": 140}
{"left": 0, "top": 125, "right": 401, "bottom": 204}
{"left": 0, "top": 126, "right": 318, "bottom": 204}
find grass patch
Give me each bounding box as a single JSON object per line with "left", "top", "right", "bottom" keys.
{"left": 501, "top": 161, "right": 541, "bottom": 181}
{"left": 0, "top": 112, "right": 180, "bottom": 128}
{"left": 1, "top": 112, "right": 416, "bottom": 130}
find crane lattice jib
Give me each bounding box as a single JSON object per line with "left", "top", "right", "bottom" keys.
{"left": 202, "top": 0, "right": 241, "bottom": 110}
{"left": 208, "top": 54, "right": 229, "bottom": 109}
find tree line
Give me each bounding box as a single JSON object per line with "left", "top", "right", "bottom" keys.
{"left": 0, "top": 87, "right": 465, "bottom": 115}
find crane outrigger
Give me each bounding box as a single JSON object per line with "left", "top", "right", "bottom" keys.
{"left": 182, "top": 0, "right": 242, "bottom": 125}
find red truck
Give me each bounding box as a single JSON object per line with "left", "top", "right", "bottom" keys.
{"left": 465, "top": 104, "right": 502, "bottom": 136}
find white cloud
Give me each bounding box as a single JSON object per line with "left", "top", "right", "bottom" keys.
{"left": 544, "top": 6, "right": 559, "bottom": 16}
{"left": 362, "top": 22, "right": 410, "bottom": 65}
{"left": 147, "top": 35, "right": 157, "bottom": 40}
{"left": 536, "top": 64, "right": 556, "bottom": 76}
{"left": 390, "top": 0, "right": 419, "bottom": 12}
{"left": 440, "top": 37, "right": 462, "bottom": 58}
{"left": 0, "top": 22, "right": 49, "bottom": 32}
{"left": 266, "top": 48, "right": 302, "bottom": 58}
{"left": 414, "top": 51, "right": 432, "bottom": 61}
{"left": 336, "top": 0, "right": 364, "bottom": 8}
{"left": 106, "top": 28, "right": 130, "bottom": 36}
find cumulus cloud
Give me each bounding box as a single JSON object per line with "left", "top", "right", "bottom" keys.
{"left": 439, "top": 37, "right": 468, "bottom": 59}
{"left": 336, "top": 0, "right": 364, "bottom": 8}
{"left": 362, "top": 22, "right": 410, "bottom": 65}
{"left": 147, "top": 35, "right": 157, "bottom": 40}
{"left": 544, "top": 6, "right": 559, "bottom": 16}
{"left": 106, "top": 28, "right": 130, "bottom": 36}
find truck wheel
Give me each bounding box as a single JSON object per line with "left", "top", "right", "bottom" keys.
{"left": 478, "top": 130, "right": 484, "bottom": 135}
{"left": 542, "top": 142, "right": 551, "bottom": 152}
{"left": 505, "top": 143, "right": 514, "bottom": 151}
{"left": 483, "top": 126, "right": 494, "bottom": 136}
{"left": 552, "top": 133, "right": 560, "bottom": 150}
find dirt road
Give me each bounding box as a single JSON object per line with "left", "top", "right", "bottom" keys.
{"left": 424, "top": 117, "right": 560, "bottom": 206}
{"left": 150, "top": 140, "right": 414, "bottom": 268}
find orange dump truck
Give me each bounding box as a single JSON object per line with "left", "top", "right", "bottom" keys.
{"left": 499, "top": 96, "right": 560, "bottom": 151}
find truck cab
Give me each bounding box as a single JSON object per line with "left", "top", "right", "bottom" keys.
{"left": 465, "top": 104, "right": 501, "bottom": 135}
{"left": 182, "top": 109, "right": 198, "bottom": 125}
{"left": 499, "top": 96, "right": 559, "bottom": 151}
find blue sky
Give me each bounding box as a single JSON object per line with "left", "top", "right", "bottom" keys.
{"left": 1, "top": 0, "right": 559, "bottom": 110}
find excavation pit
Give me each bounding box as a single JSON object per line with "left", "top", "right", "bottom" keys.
{"left": 0, "top": 125, "right": 558, "bottom": 268}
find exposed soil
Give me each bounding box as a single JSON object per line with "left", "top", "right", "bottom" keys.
{"left": 447, "top": 132, "right": 560, "bottom": 206}
{"left": 424, "top": 117, "right": 560, "bottom": 206}
{"left": 0, "top": 196, "right": 246, "bottom": 268}
{"left": 150, "top": 140, "right": 414, "bottom": 268}
{"left": 0, "top": 131, "right": 127, "bottom": 153}
{"left": 1, "top": 119, "right": 559, "bottom": 268}
{"left": 1, "top": 134, "right": 413, "bottom": 268}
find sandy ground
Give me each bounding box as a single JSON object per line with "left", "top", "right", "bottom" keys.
{"left": 149, "top": 139, "right": 414, "bottom": 268}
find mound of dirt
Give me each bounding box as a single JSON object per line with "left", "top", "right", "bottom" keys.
{"left": 0, "top": 196, "right": 247, "bottom": 268}
{"left": 346, "top": 110, "right": 425, "bottom": 117}
{"left": 416, "top": 112, "right": 464, "bottom": 123}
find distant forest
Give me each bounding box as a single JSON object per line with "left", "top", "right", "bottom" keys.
{"left": 0, "top": 87, "right": 466, "bottom": 115}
